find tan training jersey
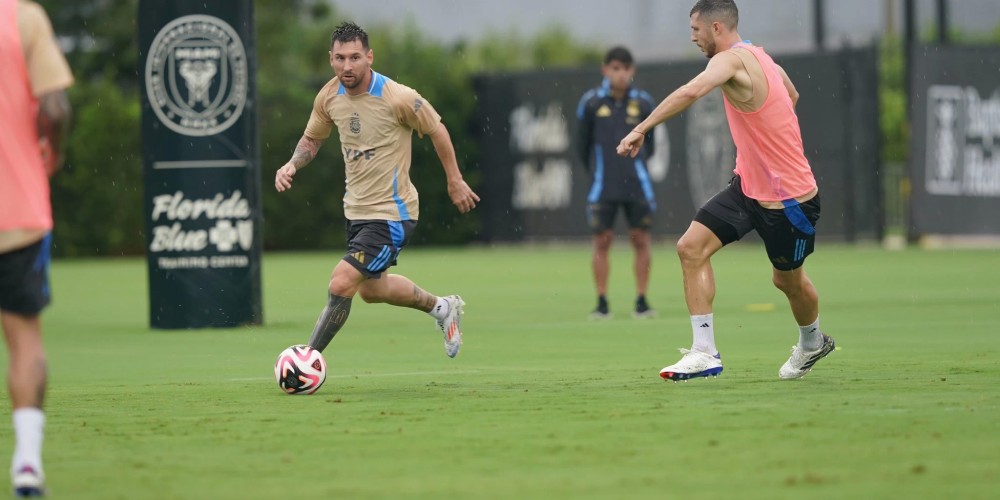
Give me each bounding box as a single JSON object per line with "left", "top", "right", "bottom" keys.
{"left": 304, "top": 70, "right": 442, "bottom": 221}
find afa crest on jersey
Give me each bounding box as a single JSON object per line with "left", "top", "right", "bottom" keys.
{"left": 349, "top": 112, "right": 361, "bottom": 134}
{"left": 627, "top": 100, "right": 641, "bottom": 117}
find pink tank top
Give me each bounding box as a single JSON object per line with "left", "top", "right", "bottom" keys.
{"left": 0, "top": 0, "right": 52, "bottom": 232}
{"left": 724, "top": 42, "right": 816, "bottom": 202}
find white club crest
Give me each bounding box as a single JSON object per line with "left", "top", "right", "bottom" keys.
{"left": 145, "top": 15, "right": 248, "bottom": 137}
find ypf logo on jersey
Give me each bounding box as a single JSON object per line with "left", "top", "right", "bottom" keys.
{"left": 145, "top": 15, "right": 248, "bottom": 137}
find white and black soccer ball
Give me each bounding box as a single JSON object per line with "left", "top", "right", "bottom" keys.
{"left": 274, "top": 345, "right": 327, "bottom": 395}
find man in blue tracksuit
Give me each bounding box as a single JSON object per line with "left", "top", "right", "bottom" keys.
{"left": 577, "top": 46, "right": 657, "bottom": 319}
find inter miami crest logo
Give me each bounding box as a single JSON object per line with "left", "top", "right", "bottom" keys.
{"left": 349, "top": 113, "right": 362, "bottom": 134}
{"left": 144, "top": 15, "right": 248, "bottom": 137}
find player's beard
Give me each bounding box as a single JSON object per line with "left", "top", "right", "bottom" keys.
{"left": 703, "top": 39, "right": 718, "bottom": 58}
{"left": 340, "top": 73, "right": 361, "bottom": 89}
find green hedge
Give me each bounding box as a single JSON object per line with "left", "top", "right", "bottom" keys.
{"left": 36, "top": 0, "right": 596, "bottom": 256}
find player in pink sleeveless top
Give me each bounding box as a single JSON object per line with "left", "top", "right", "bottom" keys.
{"left": 617, "top": 0, "right": 835, "bottom": 382}
{"left": 0, "top": 0, "right": 73, "bottom": 495}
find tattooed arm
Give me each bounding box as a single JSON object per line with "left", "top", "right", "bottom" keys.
{"left": 275, "top": 135, "right": 325, "bottom": 192}
{"left": 37, "top": 90, "right": 72, "bottom": 176}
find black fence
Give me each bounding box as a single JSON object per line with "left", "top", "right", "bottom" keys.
{"left": 910, "top": 45, "right": 1000, "bottom": 237}
{"left": 473, "top": 46, "right": 881, "bottom": 242}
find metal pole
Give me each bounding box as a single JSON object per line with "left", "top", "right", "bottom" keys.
{"left": 903, "top": 0, "right": 917, "bottom": 241}
{"left": 903, "top": 0, "right": 915, "bottom": 116}
{"left": 936, "top": 0, "right": 949, "bottom": 44}
{"left": 884, "top": 0, "right": 896, "bottom": 35}
{"left": 813, "top": 0, "right": 826, "bottom": 51}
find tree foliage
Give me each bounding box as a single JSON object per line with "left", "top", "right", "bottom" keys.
{"left": 35, "top": 0, "right": 601, "bottom": 256}
{"left": 50, "top": 2, "right": 995, "bottom": 254}
{"left": 38, "top": 0, "right": 144, "bottom": 256}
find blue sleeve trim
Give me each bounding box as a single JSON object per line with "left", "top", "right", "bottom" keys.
{"left": 392, "top": 167, "right": 412, "bottom": 220}
{"left": 587, "top": 144, "right": 605, "bottom": 203}
{"left": 634, "top": 158, "right": 657, "bottom": 210}
{"left": 369, "top": 70, "right": 387, "bottom": 97}
{"left": 577, "top": 89, "right": 597, "bottom": 119}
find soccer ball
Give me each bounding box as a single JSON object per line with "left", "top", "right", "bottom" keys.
{"left": 274, "top": 345, "right": 327, "bottom": 395}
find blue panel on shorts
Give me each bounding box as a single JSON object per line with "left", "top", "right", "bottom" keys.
{"left": 781, "top": 200, "right": 816, "bottom": 235}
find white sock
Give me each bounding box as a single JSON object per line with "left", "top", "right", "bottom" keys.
{"left": 428, "top": 297, "right": 450, "bottom": 321}
{"left": 11, "top": 408, "right": 44, "bottom": 476}
{"left": 690, "top": 313, "right": 717, "bottom": 355}
{"left": 798, "top": 318, "right": 822, "bottom": 351}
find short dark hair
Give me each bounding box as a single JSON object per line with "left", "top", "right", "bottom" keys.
{"left": 690, "top": 0, "right": 739, "bottom": 29}
{"left": 331, "top": 21, "right": 369, "bottom": 49}
{"left": 603, "top": 46, "right": 634, "bottom": 66}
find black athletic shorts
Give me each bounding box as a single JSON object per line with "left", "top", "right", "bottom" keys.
{"left": 587, "top": 199, "right": 654, "bottom": 233}
{"left": 0, "top": 234, "right": 52, "bottom": 315}
{"left": 342, "top": 220, "right": 417, "bottom": 278}
{"left": 694, "top": 176, "right": 821, "bottom": 271}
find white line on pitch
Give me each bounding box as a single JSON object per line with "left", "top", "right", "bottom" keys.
{"left": 227, "top": 365, "right": 569, "bottom": 383}
{"left": 228, "top": 370, "right": 483, "bottom": 382}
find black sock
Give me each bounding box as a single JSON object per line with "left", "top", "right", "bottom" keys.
{"left": 596, "top": 295, "right": 608, "bottom": 313}
{"left": 308, "top": 294, "right": 352, "bottom": 352}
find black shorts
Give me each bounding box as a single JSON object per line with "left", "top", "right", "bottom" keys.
{"left": 694, "top": 176, "right": 821, "bottom": 271}
{"left": 0, "top": 234, "right": 52, "bottom": 315}
{"left": 342, "top": 220, "right": 417, "bottom": 278}
{"left": 587, "top": 200, "right": 653, "bottom": 233}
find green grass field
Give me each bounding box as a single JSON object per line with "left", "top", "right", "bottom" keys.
{"left": 2, "top": 244, "right": 998, "bottom": 499}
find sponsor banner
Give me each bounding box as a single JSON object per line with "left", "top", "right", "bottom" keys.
{"left": 912, "top": 45, "right": 1000, "bottom": 235}
{"left": 139, "top": 0, "right": 262, "bottom": 328}
{"left": 473, "top": 47, "right": 880, "bottom": 242}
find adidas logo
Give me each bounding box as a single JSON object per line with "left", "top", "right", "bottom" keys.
{"left": 699, "top": 323, "right": 710, "bottom": 328}
{"left": 351, "top": 251, "right": 365, "bottom": 264}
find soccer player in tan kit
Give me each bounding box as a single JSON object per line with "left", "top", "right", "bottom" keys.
{"left": 275, "top": 22, "right": 479, "bottom": 358}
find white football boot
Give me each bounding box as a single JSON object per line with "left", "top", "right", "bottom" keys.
{"left": 659, "top": 348, "right": 723, "bottom": 382}
{"left": 12, "top": 465, "right": 45, "bottom": 498}
{"left": 437, "top": 295, "right": 465, "bottom": 358}
{"left": 779, "top": 333, "right": 836, "bottom": 380}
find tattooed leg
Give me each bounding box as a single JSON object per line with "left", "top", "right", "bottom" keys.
{"left": 307, "top": 294, "right": 353, "bottom": 352}
{"left": 407, "top": 283, "right": 438, "bottom": 313}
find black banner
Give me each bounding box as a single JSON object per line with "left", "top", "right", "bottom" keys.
{"left": 138, "top": 0, "right": 263, "bottom": 328}
{"left": 474, "top": 47, "right": 881, "bottom": 242}
{"left": 910, "top": 45, "right": 1000, "bottom": 236}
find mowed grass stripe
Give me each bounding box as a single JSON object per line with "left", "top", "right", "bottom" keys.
{"left": 0, "top": 244, "right": 995, "bottom": 499}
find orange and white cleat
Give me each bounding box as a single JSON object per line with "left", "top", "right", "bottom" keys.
{"left": 436, "top": 295, "right": 465, "bottom": 358}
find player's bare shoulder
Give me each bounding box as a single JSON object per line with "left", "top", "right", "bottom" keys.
{"left": 715, "top": 48, "right": 750, "bottom": 72}
{"left": 716, "top": 49, "right": 755, "bottom": 104}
